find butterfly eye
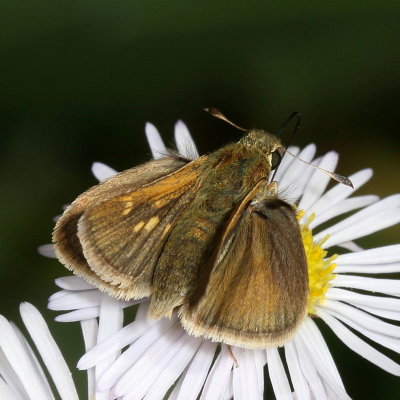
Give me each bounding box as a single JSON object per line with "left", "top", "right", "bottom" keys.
{"left": 271, "top": 151, "right": 282, "bottom": 170}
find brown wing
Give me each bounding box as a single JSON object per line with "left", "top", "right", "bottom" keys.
{"left": 53, "top": 156, "right": 207, "bottom": 300}
{"left": 180, "top": 183, "right": 308, "bottom": 349}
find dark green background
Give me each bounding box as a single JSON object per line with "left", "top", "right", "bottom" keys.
{"left": 1, "top": 1, "right": 399, "bottom": 399}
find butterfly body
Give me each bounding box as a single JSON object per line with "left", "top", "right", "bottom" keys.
{"left": 53, "top": 129, "right": 309, "bottom": 349}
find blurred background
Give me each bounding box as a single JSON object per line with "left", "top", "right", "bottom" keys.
{"left": 1, "top": 1, "right": 399, "bottom": 398}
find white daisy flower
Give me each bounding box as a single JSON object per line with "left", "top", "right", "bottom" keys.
{"left": 40, "top": 120, "right": 400, "bottom": 399}
{"left": 0, "top": 303, "right": 79, "bottom": 400}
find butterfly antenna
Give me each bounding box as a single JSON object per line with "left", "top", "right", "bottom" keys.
{"left": 204, "top": 108, "right": 247, "bottom": 131}
{"left": 275, "top": 111, "right": 302, "bottom": 139}
{"left": 270, "top": 111, "right": 302, "bottom": 181}
{"left": 286, "top": 150, "right": 354, "bottom": 188}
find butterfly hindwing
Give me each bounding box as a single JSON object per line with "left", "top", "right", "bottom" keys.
{"left": 180, "top": 182, "right": 309, "bottom": 349}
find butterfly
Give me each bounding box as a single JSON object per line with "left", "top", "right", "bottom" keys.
{"left": 53, "top": 111, "right": 350, "bottom": 349}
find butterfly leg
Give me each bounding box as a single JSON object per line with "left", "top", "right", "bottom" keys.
{"left": 227, "top": 345, "right": 239, "bottom": 368}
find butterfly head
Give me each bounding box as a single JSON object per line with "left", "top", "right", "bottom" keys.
{"left": 240, "top": 129, "right": 285, "bottom": 171}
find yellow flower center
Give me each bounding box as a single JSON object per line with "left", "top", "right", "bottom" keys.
{"left": 298, "top": 212, "right": 337, "bottom": 314}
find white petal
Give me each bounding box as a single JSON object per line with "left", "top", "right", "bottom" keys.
{"left": 78, "top": 311, "right": 156, "bottom": 369}
{"left": 336, "top": 241, "right": 364, "bottom": 252}
{"left": 54, "top": 276, "right": 94, "bottom": 291}
{"left": 326, "top": 288, "right": 400, "bottom": 312}
{"left": 48, "top": 292, "right": 101, "bottom": 311}
{"left": 293, "top": 335, "right": 327, "bottom": 400}
{"left": 174, "top": 120, "right": 199, "bottom": 160}
{"left": 253, "top": 350, "right": 267, "bottom": 393}
{"left": 123, "top": 331, "right": 190, "bottom": 399}
{"left": 298, "top": 151, "right": 339, "bottom": 211}
{"left": 145, "top": 122, "right": 167, "bottom": 159}
{"left": 97, "top": 295, "right": 123, "bottom": 341}
{"left": 266, "top": 348, "right": 292, "bottom": 400}
{"left": 297, "top": 324, "right": 350, "bottom": 399}
{"left": 332, "top": 275, "right": 400, "bottom": 296}
{"left": 324, "top": 384, "right": 340, "bottom": 400}
{"left": 95, "top": 318, "right": 175, "bottom": 391}
{"left": 0, "top": 377, "right": 23, "bottom": 400}
{"left": 233, "top": 347, "right": 263, "bottom": 400}
{"left": 0, "top": 348, "right": 29, "bottom": 400}
{"left": 48, "top": 290, "right": 69, "bottom": 301}
{"left": 55, "top": 308, "right": 100, "bottom": 322}
{"left": 317, "top": 308, "right": 400, "bottom": 375}
{"left": 322, "top": 300, "right": 400, "bottom": 352}
{"left": 310, "top": 195, "right": 379, "bottom": 229}
{"left": 0, "top": 316, "right": 54, "bottom": 400}
{"left": 143, "top": 335, "right": 202, "bottom": 400}
{"left": 94, "top": 295, "right": 123, "bottom": 400}
{"left": 11, "top": 323, "right": 54, "bottom": 397}
{"left": 113, "top": 325, "right": 184, "bottom": 397}
{"left": 301, "top": 318, "right": 345, "bottom": 388}
{"left": 277, "top": 144, "right": 317, "bottom": 202}
{"left": 81, "top": 317, "right": 100, "bottom": 351}
{"left": 37, "top": 244, "right": 56, "bottom": 258}
{"left": 273, "top": 146, "right": 300, "bottom": 182}
{"left": 80, "top": 319, "right": 98, "bottom": 400}
{"left": 336, "top": 244, "right": 400, "bottom": 265}
{"left": 284, "top": 342, "right": 310, "bottom": 400}
{"left": 91, "top": 162, "right": 117, "bottom": 181}
{"left": 223, "top": 374, "right": 233, "bottom": 400}
{"left": 315, "top": 195, "right": 400, "bottom": 247}
{"left": 200, "top": 345, "right": 233, "bottom": 400}
{"left": 327, "top": 209, "right": 400, "bottom": 248}
{"left": 174, "top": 340, "right": 217, "bottom": 400}
{"left": 303, "top": 168, "right": 373, "bottom": 221}
{"left": 355, "top": 305, "right": 400, "bottom": 321}
{"left": 48, "top": 290, "right": 102, "bottom": 310}
{"left": 168, "top": 370, "right": 186, "bottom": 400}
{"left": 7, "top": 322, "right": 53, "bottom": 398}
{"left": 335, "top": 263, "right": 400, "bottom": 274}
{"left": 19, "top": 303, "right": 79, "bottom": 400}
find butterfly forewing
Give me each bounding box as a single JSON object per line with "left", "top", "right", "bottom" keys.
{"left": 180, "top": 185, "right": 308, "bottom": 349}
{"left": 77, "top": 157, "right": 207, "bottom": 299}
{"left": 53, "top": 156, "right": 206, "bottom": 299}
